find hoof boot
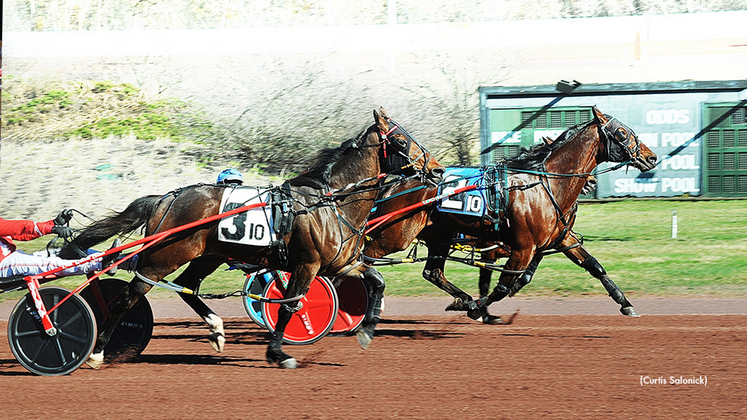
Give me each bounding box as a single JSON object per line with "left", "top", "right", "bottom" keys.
{"left": 86, "top": 351, "right": 104, "bottom": 369}
{"left": 482, "top": 314, "right": 504, "bottom": 325}
{"left": 621, "top": 306, "right": 640, "bottom": 317}
{"left": 208, "top": 333, "right": 226, "bottom": 353}
{"left": 279, "top": 358, "right": 298, "bottom": 369}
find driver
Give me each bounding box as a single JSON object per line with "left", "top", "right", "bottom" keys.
{"left": 0, "top": 210, "right": 119, "bottom": 279}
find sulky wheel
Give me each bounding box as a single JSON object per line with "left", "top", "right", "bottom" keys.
{"left": 330, "top": 277, "right": 369, "bottom": 334}
{"left": 7, "top": 287, "right": 97, "bottom": 376}
{"left": 261, "top": 273, "right": 339, "bottom": 345}
{"left": 241, "top": 269, "right": 276, "bottom": 327}
{"left": 79, "top": 278, "right": 153, "bottom": 362}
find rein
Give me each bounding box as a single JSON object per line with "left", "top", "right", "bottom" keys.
{"left": 503, "top": 160, "right": 631, "bottom": 179}
{"left": 365, "top": 184, "right": 478, "bottom": 234}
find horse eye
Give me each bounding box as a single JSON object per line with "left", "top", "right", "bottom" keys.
{"left": 615, "top": 128, "right": 628, "bottom": 142}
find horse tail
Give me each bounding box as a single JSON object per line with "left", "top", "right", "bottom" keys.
{"left": 59, "top": 195, "right": 162, "bottom": 258}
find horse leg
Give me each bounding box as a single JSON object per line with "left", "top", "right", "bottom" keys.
{"left": 356, "top": 266, "right": 385, "bottom": 350}
{"left": 171, "top": 260, "right": 225, "bottom": 352}
{"left": 476, "top": 248, "right": 509, "bottom": 325}
{"left": 266, "top": 265, "right": 318, "bottom": 369}
{"left": 87, "top": 277, "right": 153, "bottom": 368}
{"left": 483, "top": 248, "right": 534, "bottom": 309}
{"left": 563, "top": 244, "right": 638, "bottom": 317}
{"left": 475, "top": 269, "right": 502, "bottom": 324}
{"left": 478, "top": 267, "right": 492, "bottom": 301}
{"left": 266, "top": 302, "right": 299, "bottom": 369}
{"left": 422, "top": 242, "right": 474, "bottom": 311}
{"left": 509, "top": 253, "right": 543, "bottom": 297}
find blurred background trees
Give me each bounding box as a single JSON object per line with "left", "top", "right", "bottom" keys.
{"left": 3, "top": 0, "right": 747, "bottom": 174}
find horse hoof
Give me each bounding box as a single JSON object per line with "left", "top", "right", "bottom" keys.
{"left": 356, "top": 330, "right": 373, "bottom": 350}
{"left": 266, "top": 347, "right": 297, "bottom": 368}
{"left": 445, "top": 298, "right": 467, "bottom": 311}
{"left": 86, "top": 351, "right": 104, "bottom": 369}
{"left": 279, "top": 358, "right": 298, "bottom": 369}
{"left": 482, "top": 314, "right": 504, "bottom": 325}
{"left": 621, "top": 306, "right": 640, "bottom": 317}
{"left": 208, "top": 332, "right": 226, "bottom": 353}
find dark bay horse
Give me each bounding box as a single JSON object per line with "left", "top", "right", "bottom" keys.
{"left": 421, "top": 106, "right": 657, "bottom": 319}
{"left": 353, "top": 107, "right": 656, "bottom": 347}
{"left": 354, "top": 165, "right": 588, "bottom": 341}
{"left": 61, "top": 108, "right": 444, "bottom": 369}
{"left": 420, "top": 173, "right": 597, "bottom": 324}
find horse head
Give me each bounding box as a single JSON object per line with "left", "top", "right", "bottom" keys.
{"left": 373, "top": 108, "right": 445, "bottom": 186}
{"left": 592, "top": 106, "right": 657, "bottom": 172}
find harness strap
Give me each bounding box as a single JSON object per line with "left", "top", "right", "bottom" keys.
{"left": 152, "top": 187, "right": 186, "bottom": 234}
{"left": 536, "top": 176, "right": 579, "bottom": 251}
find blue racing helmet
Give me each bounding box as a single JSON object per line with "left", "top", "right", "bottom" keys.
{"left": 217, "top": 168, "right": 243, "bottom": 185}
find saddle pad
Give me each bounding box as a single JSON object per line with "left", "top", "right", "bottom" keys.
{"left": 218, "top": 187, "right": 277, "bottom": 246}
{"left": 436, "top": 167, "right": 486, "bottom": 217}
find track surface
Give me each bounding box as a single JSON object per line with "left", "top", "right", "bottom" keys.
{"left": 2, "top": 298, "right": 746, "bottom": 419}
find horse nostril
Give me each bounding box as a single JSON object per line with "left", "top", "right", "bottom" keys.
{"left": 647, "top": 156, "right": 658, "bottom": 166}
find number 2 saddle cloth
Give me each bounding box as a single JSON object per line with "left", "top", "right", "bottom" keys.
{"left": 436, "top": 166, "right": 508, "bottom": 223}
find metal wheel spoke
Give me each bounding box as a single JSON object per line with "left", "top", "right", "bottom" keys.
{"left": 50, "top": 293, "right": 61, "bottom": 324}
{"left": 13, "top": 329, "right": 44, "bottom": 338}
{"left": 304, "top": 299, "right": 334, "bottom": 310}
{"left": 52, "top": 336, "right": 69, "bottom": 365}
{"left": 29, "top": 339, "right": 54, "bottom": 365}
{"left": 58, "top": 310, "right": 85, "bottom": 329}
{"left": 337, "top": 312, "right": 354, "bottom": 326}
{"left": 57, "top": 330, "right": 90, "bottom": 345}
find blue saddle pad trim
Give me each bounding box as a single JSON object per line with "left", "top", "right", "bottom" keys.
{"left": 436, "top": 167, "right": 488, "bottom": 217}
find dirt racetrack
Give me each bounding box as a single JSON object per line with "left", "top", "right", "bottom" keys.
{"left": 1, "top": 297, "right": 746, "bottom": 419}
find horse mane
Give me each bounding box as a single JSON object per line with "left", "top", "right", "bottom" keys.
{"left": 289, "top": 127, "right": 371, "bottom": 189}
{"left": 506, "top": 121, "right": 593, "bottom": 171}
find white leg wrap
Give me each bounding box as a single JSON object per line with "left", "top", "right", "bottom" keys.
{"left": 86, "top": 351, "right": 104, "bottom": 369}
{"left": 205, "top": 313, "right": 226, "bottom": 353}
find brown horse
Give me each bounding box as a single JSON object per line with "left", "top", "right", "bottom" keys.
{"left": 61, "top": 108, "right": 444, "bottom": 369}
{"left": 354, "top": 106, "right": 656, "bottom": 347}
{"left": 356, "top": 152, "right": 591, "bottom": 343}
{"left": 422, "top": 173, "right": 597, "bottom": 324}
{"left": 423, "top": 106, "right": 657, "bottom": 318}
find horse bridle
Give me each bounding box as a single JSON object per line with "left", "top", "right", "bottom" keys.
{"left": 378, "top": 118, "right": 434, "bottom": 179}
{"left": 597, "top": 113, "right": 642, "bottom": 162}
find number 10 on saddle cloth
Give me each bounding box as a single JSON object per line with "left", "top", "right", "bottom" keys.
{"left": 436, "top": 166, "right": 507, "bottom": 221}
{"left": 218, "top": 187, "right": 277, "bottom": 246}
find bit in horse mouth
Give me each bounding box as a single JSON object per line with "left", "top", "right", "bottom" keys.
{"left": 635, "top": 155, "right": 658, "bottom": 172}
{"left": 426, "top": 169, "right": 445, "bottom": 186}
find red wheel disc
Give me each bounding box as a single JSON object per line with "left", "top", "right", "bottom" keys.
{"left": 262, "top": 273, "right": 338, "bottom": 345}
{"left": 330, "top": 277, "right": 368, "bottom": 334}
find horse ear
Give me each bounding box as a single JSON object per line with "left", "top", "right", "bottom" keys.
{"left": 592, "top": 106, "right": 608, "bottom": 124}
{"left": 373, "top": 108, "right": 389, "bottom": 132}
